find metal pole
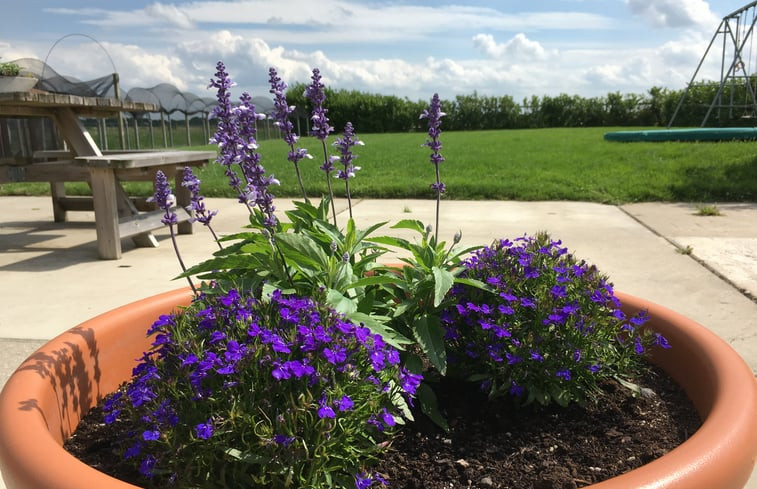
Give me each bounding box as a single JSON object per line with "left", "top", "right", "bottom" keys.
{"left": 702, "top": 10, "right": 757, "bottom": 126}
{"left": 113, "top": 73, "right": 126, "bottom": 149}
{"left": 667, "top": 21, "right": 724, "bottom": 127}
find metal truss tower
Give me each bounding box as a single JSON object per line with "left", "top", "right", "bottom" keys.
{"left": 667, "top": 1, "right": 757, "bottom": 127}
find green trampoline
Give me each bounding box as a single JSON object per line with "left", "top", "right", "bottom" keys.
{"left": 604, "top": 128, "right": 757, "bottom": 142}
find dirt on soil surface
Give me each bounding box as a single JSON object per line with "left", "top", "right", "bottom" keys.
{"left": 65, "top": 366, "right": 701, "bottom": 489}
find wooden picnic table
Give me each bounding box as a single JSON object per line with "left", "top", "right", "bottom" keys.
{"left": 0, "top": 91, "right": 217, "bottom": 259}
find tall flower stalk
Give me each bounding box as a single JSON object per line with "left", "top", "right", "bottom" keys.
{"left": 420, "top": 93, "right": 446, "bottom": 244}
{"left": 268, "top": 67, "right": 310, "bottom": 201}
{"left": 209, "top": 61, "right": 277, "bottom": 228}
{"left": 333, "top": 122, "right": 363, "bottom": 219}
{"left": 305, "top": 68, "right": 337, "bottom": 224}
{"left": 149, "top": 170, "right": 197, "bottom": 295}
{"left": 210, "top": 63, "right": 292, "bottom": 287}
{"left": 208, "top": 62, "right": 249, "bottom": 212}
{"left": 181, "top": 166, "right": 221, "bottom": 250}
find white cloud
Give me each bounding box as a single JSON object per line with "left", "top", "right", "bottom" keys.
{"left": 144, "top": 4, "right": 196, "bottom": 30}
{"left": 626, "top": 0, "right": 718, "bottom": 29}
{"left": 54, "top": 1, "right": 614, "bottom": 45}
{"left": 472, "top": 33, "right": 548, "bottom": 61}
{"left": 4, "top": 2, "right": 729, "bottom": 103}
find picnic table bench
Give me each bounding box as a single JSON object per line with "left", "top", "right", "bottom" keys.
{"left": 0, "top": 91, "right": 217, "bottom": 259}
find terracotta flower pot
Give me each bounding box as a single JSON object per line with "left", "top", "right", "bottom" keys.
{"left": 0, "top": 289, "right": 755, "bottom": 489}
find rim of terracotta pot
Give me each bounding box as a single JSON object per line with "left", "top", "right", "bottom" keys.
{"left": 0, "top": 289, "right": 755, "bottom": 489}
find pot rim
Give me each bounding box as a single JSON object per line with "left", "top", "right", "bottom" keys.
{"left": 0, "top": 289, "right": 755, "bottom": 489}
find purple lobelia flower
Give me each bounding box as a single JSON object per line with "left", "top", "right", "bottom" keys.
{"left": 304, "top": 68, "right": 337, "bottom": 223}
{"left": 268, "top": 67, "right": 310, "bottom": 201}
{"left": 420, "top": 93, "right": 446, "bottom": 243}
{"left": 150, "top": 170, "right": 197, "bottom": 294}
{"left": 181, "top": 166, "right": 221, "bottom": 249}
{"left": 332, "top": 122, "right": 363, "bottom": 218}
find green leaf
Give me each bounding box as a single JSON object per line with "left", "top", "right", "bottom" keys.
{"left": 354, "top": 220, "right": 387, "bottom": 241}
{"left": 453, "top": 277, "right": 492, "bottom": 293}
{"left": 326, "top": 288, "right": 358, "bottom": 315}
{"left": 366, "top": 235, "right": 411, "bottom": 249}
{"left": 181, "top": 254, "right": 260, "bottom": 277}
{"left": 275, "top": 233, "right": 329, "bottom": 268}
{"left": 431, "top": 266, "right": 455, "bottom": 307}
{"left": 413, "top": 315, "right": 447, "bottom": 375}
{"left": 390, "top": 385, "right": 414, "bottom": 422}
{"left": 417, "top": 383, "right": 449, "bottom": 432}
{"left": 402, "top": 352, "right": 424, "bottom": 374}
{"left": 390, "top": 219, "right": 426, "bottom": 233}
{"left": 349, "top": 312, "right": 413, "bottom": 349}
{"left": 342, "top": 274, "right": 405, "bottom": 290}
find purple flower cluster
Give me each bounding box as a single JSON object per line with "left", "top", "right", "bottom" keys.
{"left": 305, "top": 67, "right": 338, "bottom": 222}
{"left": 332, "top": 122, "right": 364, "bottom": 218}
{"left": 420, "top": 93, "right": 446, "bottom": 242}
{"left": 443, "top": 234, "right": 669, "bottom": 405}
{"left": 333, "top": 122, "right": 363, "bottom": 181}
{"left": 420, "top": 93, "right": 446, "bottom": 196}
{"left": 305, "top": 68, "right": 334, "bottom": 145}
{"left": 181, "top": 166, "right": 217, "bottom": 226}
{"left": 103, "top": 284, "right": 419, "bottom": 485}
{"left": 209, "top": 61, "right": 277, "bottom": 227}
{"left": 148, "top": 170, "right": 177, "bottom": 225}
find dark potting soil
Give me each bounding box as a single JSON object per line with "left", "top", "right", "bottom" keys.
{"left": 65, "top": 366, "right": 701, "bottom": 489}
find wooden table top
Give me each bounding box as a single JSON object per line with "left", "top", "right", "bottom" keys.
{"left": 0, "top": 91, "right": 157, "bottom": 117}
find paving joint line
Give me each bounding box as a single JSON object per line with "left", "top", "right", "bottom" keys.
{"left": 617, "top": 205, "right": 757, "bottom": 305}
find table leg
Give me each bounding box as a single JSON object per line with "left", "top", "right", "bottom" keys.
{"left": 89, "top": 167, "right": 121, "bottom": 259}
{"left": 50, "top": 182, "right": 67, "bottom": 222}
{"left": 175, "top": 172, "right": 195, "bottom": 235}
{"left": 114, "top": 182, "right": 159, "bottom": 248}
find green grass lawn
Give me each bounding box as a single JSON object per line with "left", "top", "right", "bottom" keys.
{"left": 3, "top": 127, "right": 756, "bottom": 203}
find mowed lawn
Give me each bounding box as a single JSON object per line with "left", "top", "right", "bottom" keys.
{"left": 3, "top": 127, "right": 756, "bottom": 203}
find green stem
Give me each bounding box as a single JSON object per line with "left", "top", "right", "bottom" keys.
{"left": 320, "top": 139, "right": 337, "bottom": 224}
{"left": 168, "top": 223, "right": 197, "bottom": 295}
{"left": 434, "top": 162, "right": 441, "bottom": 244}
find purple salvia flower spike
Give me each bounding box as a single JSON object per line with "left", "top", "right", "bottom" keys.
{"left": 420, "top": 93, "right": 446, "bottom": 243}
{"left": 210, "top": 62, "right": 278, "bottom": 229}
{"left": 304, "top": 68, "right": 337, "bottom": 224}
{"left": 235, "top": 91, "right": 278, "bottom": 228}
{"left": 332, "top": 122, "right": 363, "bottom": 219}
{"left": 268, "top": 67, "right": 310, "bottom": 201}
{"left": 208, "top": 62, "right": 250, "bottom": 210}
{"left": 181, "top": 166, "right": 222, "bottom": 250}
{"left": 150, "top": 170, "right": 197, "bottom": 295}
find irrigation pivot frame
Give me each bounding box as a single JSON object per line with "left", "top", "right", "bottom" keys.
{"left": 668, "top": 1, "right": 757, "bottom": 128}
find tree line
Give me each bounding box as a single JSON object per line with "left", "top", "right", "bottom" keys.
{"left": 284, "top": 77, "right": 757, "bottom": 133}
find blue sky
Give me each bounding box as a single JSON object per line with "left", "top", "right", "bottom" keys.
{"left": 0, "top": 0, "right": 752, "bottom": 101}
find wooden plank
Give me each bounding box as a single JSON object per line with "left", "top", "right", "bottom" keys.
{"left": 0, "top": 161, "right": 90, "bottom": 183}
{"left": 114, "top": 181, "right": 158, "bottom": 248}
{"left": 33, "top": 149, "right": 73, "bottom": 159}
{"left": 53, "top": 108, "right": 102, "bottom": 157}
{"left": 51, "top": 196, "right": 153, "bottom": 213}
{"left": 76, "top": 150, "right": 215, "bottom": 169}
{"left": 88, "top": 167, "right": 121, "bottom": 259}
{"left": 119, "top": 208, "right": 192, "bottom": 239}
{"left": 0, "top": 91, "right": 157, "bottom": 113}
